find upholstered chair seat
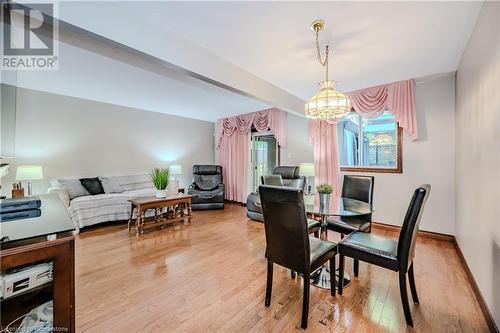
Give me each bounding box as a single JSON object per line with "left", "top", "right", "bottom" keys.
{"left": 338, "top": 185, "right": 431, "bottom": 327}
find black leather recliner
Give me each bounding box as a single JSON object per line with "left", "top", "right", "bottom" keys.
{"left": 188, "top": 165, "right": 224, "bottom": 210}
{"left": 246, "top": 166, "right": 305, "bottom": 221}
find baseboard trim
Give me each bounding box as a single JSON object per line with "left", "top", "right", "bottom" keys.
{"left": 453, "top": 239, "right": 499, "bottom": 333}
{"left": 371, "top": 221, "right": 454, "bottom": 242}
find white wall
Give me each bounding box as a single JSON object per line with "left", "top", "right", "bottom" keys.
{"left": 281, "top": 113, "right": 313, "bottom": 166}
{"left": 455, "top": 2, "right": 500, "bottom": 326}
{"left": 1, "top": 85, "right": 215, "bottom": 196}
{"left": 282, "top": 74, "right": 456, "bottom": 235}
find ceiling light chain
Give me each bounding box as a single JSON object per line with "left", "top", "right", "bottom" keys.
{"left": 315, "top": 28, "right": 329, "bottom": 82}
{"left": 304, "top": 20, "right": 351, "bottom": 120}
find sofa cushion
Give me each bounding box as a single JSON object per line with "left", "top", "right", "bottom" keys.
{"left": 99, "top": 177, "right": 124, "bottom": 194}
{"left": 193, "top": 165, "right": 222, "bottom": 175}
{"left": 195, "top": 175, "right": 220, "bottom": 190}
{"left": 189, "top": 187, "right": 224, "bottom": 204}
{"left": 56, "top": 179, "right": 89, "bottom": 199}
{"left": 68, "top": 193, "right": 130, "bottom": 229}
{"left": 80, "top": 177, "right": 105, "bottom": 195}
{"left": 115, "top": 174, "right": 153, "bottom": 191}
{"left": 124, "top": 188, "right": 156, "bottom": 199}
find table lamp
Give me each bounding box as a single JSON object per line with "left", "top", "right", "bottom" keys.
{"left": 16, "top": 165, "right": 44, "bottom": 196}
{"left": 299, "top": 163, "right": 315, "bottom": 194}
{"left": 0, "top": 163, "right": 10, "bottom": 199}
{"left": 169, "top": 164, "right": 183, "bottom": 192}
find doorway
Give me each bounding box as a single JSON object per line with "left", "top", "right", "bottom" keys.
{"left": 251, "top": 133, "right": 278, "bottom": 192}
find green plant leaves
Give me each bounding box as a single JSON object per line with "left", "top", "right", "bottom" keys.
{"left": 316, "top": 183, "right": 332, "bottom": 194}
{"left": 149, "top": 167, "right": 170, "bottom": 190}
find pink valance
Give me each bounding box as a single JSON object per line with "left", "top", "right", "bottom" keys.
{"left": 307, "top": 79, "right": 417, "bottom": 195}
{"left": 346, "top": 79, "right": 418, "bottom": 140}
{"left": 216, "top": 108, "right": 287, "bottom": 149}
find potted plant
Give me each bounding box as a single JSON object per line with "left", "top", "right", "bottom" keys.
{"left": 316, "top": 183, "right": 333, "bottom": 210}
{"left": 149, "top": 167, "right": 170, "bottom": 198}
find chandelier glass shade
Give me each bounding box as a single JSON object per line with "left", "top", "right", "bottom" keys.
{"left": 305, "top": 80, "right": 352, "bottom": 120}
{"left": 305, "top": 20, "right": 351, "bottom": 120}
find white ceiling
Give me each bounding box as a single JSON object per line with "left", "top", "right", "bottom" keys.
{"left": 14, "top": 1, "right": 483, "bottom": 121}
{"left": 3, "top": 39, "right": 269, "bottom": 122}
{"left": 122, "top": 1, "right": 482, "bottom": 99}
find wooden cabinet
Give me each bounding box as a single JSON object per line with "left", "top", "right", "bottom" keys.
{"left": 0, "top": 235, "right": 75, "bottom": 332}
{"left": 1, "top": 194, "right": 76, "bottom": 332}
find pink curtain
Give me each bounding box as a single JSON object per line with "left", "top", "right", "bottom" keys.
{"left": 308, "top": 79, "right": 417, "bottom": 194}
{"left": 218, "top": 131, "right": 249, "bottom": 203}
{"left": 216, "top": 108, "right": 287, "bottom": 202}
{"left": 347, "top": 79, "right": 418, "bottom": 140}
{"left": 308, "top": 120, "right": 342, "bottom": 196}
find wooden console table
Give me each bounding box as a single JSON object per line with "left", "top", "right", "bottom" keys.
{"left": 128, "top": 194, "right": 193, "bottom": 236}
{"left": 0, "top": 194, "right": 76, "bottom": 332}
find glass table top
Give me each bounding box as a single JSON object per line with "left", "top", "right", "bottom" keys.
{"left": 304, "top": 195, "right": 373, "bottom": 217}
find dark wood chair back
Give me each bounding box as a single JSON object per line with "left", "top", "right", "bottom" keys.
{"left": 397, "top": 184, "right": 431, "bottom": 271}
{"left": 259, "top": 185, "right": 310, "bottom": 274}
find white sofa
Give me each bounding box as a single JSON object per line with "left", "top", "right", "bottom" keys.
{"left": 48, "top": 174, "right": 162, "bottom": 231}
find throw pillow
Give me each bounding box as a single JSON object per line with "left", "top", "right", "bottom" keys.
{"left": 79, "top": 178, "right": 105, "bottom": 195}
{"left": 99, "top": 177, "right": 124, "bottom": 194}
{"left": 57, "top": 179, "right": 90, "bottom": 199}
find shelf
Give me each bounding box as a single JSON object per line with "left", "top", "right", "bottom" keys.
{"left": 1, "top": 285, "right": 53, "bottom": 330}
{"left": 1, "top": 281, "right": 53, "bottom": 302}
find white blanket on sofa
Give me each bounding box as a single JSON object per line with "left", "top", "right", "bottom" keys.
{"left": 48, "top": 175, "right": 159, "bottom": 230}
{"left": 67, "top": 189, "right": 155, "bottom": 229}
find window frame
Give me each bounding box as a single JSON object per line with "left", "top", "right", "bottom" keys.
{"left": 340, "top": 122, "right": 403, "bottom": 174}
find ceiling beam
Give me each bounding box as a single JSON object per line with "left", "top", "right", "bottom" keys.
{"left": 25, "top": 2, "right": 305, "bottom": 117}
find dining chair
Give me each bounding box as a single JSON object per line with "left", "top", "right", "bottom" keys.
{"left": 326, "top": 175, "right": 374, "bottom": 277}
{"left": 259, "top": 185, "right": 337, "bottom": 329}
{"left": 338, "top": 184, "right": 431, "bottom": 326}
{"left": 261, "top": 174, "right": 321, "bottom": 238}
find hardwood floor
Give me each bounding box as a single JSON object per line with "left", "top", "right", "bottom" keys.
{"left": 75, "top": 203, "right": 489, "bottom": 332}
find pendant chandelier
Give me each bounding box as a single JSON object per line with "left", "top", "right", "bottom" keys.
{"left": 304, "top": 20, "right": 351, "bottom": 120}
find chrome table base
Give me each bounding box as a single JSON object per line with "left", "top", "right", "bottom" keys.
{"left": 310, "top": 265, "right": 351, "bottom": 290}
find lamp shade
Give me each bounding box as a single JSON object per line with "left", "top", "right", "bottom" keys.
{"left": 299, "top": 163, "right": 315, "bottom": 177}
{"left": 16, "top": 165, "right": 44, "bottom": 181}
{"left": 0, "top": 163, "right": 10, "bottom": 178}
{"left": 169, "top": 164, "right": 183, "bottom": 175}
{"left": 305, "top": 80, "right": 351, "bottom": 120}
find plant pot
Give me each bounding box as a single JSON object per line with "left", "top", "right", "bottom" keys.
{"left": 319, "top": 192, "right": 330, "bottom": 212}
{"left": 155, "top": 189, "right": 167, "bottom": 198}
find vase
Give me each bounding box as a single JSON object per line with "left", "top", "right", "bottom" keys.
{"left": 319, "top": 192, "right": 330, "bottom": 212}
{"left": 155, "top": 189, "right": 167, "bottom": 198}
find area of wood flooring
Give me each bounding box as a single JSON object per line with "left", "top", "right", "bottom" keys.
{"left": 75, "top": 203, "right": 489, "bottom": 332}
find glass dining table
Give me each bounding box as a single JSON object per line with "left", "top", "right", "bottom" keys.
{"left": 304, "top": 194, "right": 374, "bottom": 290}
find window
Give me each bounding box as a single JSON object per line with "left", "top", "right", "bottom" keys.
{"left": 337, "top": 111, "right": 402, "bottom": 173}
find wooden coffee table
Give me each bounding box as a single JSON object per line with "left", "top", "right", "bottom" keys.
{"left": 128, "top": 193, "right": 193, "bottom": 236}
